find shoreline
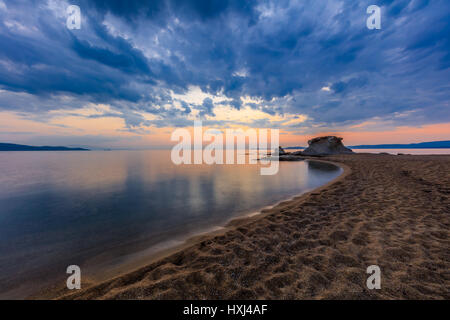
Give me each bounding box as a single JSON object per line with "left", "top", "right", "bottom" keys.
{"left": 39, "top": 154, "right": 450, "bottom": 299}
{"left": 32, "top": 159, "right": 347, "bottom": 299}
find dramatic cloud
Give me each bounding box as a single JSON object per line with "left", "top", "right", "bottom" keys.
{"left": 0, "top": 0, "right": 449, "bottom": 139}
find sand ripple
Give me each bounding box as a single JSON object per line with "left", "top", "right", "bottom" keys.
{"left": 56, "top": 154, "right": 450, "bottom": 300}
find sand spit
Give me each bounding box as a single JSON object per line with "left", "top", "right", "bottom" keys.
{"left": 48, "top": 154, "right": 449, "bottom": 300}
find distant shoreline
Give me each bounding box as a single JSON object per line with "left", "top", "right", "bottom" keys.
{"left": 0, "top": 143, "right": 89, "bottom": 151}
{"left": 285, "top": 140, "right": 450, "bottom": 150}
{"left": 350, "top": 146, "right": 450, "bottom": 149}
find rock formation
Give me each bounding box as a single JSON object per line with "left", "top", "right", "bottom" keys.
{"left": 301, "top": 136, "right": 354, "bottom": 156}
{"left": 277, "top": 146, "right": 288, "bottom": 155}
{"left": 270, "top": 137, "right": 353, "bottom": 160}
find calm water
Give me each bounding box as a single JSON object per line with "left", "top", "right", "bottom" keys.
{"left": 0, "top": 150, "right": 341, "bottom": 298}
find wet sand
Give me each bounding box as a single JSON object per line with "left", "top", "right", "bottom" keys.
{"left": 44, "top": 154, "right": 449, "bottom": 299}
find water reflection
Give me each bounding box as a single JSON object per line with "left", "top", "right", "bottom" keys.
{"left": 0, "top": 150, "right": 341, "bottom": 298}
{"left": 308, "top": 160, "right": 341, "bottom": 172}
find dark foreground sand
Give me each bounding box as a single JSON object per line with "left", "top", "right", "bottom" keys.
{"left": 50, "top": 154, "right": 449, "bottom": 299}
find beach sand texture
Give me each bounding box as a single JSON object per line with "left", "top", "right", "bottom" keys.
{"left": 54, "top": 154, "right": 449, "bottom": 299}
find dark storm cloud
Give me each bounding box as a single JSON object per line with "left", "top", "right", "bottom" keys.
{"left": 0, "top": 0, "right": 449, "bottom": 131}
{"left": 0, "top": 6, "right": 149, "bottom": 103}
{"left": 331, "top": 76, "right": 368, "bottom": 94}
{"left": 70, "top": 33, "right": 152, "bottom": 76}
{"left": 77, "top": 0, "right": 257, "bottom": 22}
{"left": 197, "top": 97, "right": 215, "bottom": 117}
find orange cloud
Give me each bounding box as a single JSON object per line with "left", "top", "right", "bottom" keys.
{"left": 2, "top": 108, "right": 450, "bottom": 149}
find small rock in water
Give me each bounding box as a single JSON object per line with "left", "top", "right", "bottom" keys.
{"left": 278, "top": 146, "right": 288, "bottom": 155}
{"left": 278, "top": 154, "right": 304, "bottom": 161}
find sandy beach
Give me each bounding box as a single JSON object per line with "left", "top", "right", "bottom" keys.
{"left": 46, "top": 154, "right": 449, "bottom": 300}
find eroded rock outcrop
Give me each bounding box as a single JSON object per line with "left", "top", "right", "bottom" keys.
{"left": 278, "top": 146, "right": 288, "bottom": 155}
{"left": 301, "top": 136, "right": 354, "bottom": 156}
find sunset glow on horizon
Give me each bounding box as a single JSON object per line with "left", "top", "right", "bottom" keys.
{"left": 0, "top": 0, "right": 449, "bottom": 148}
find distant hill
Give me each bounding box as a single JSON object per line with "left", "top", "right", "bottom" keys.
{"left": 0, "top": 143, "right": 89, "bottom": 151}
{"left": 349, "top": 141, "right": 450, "bottom": 149}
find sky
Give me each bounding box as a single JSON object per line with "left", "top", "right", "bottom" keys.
{"left": 0, "top": 0, "right": 449, "bottom": 148}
